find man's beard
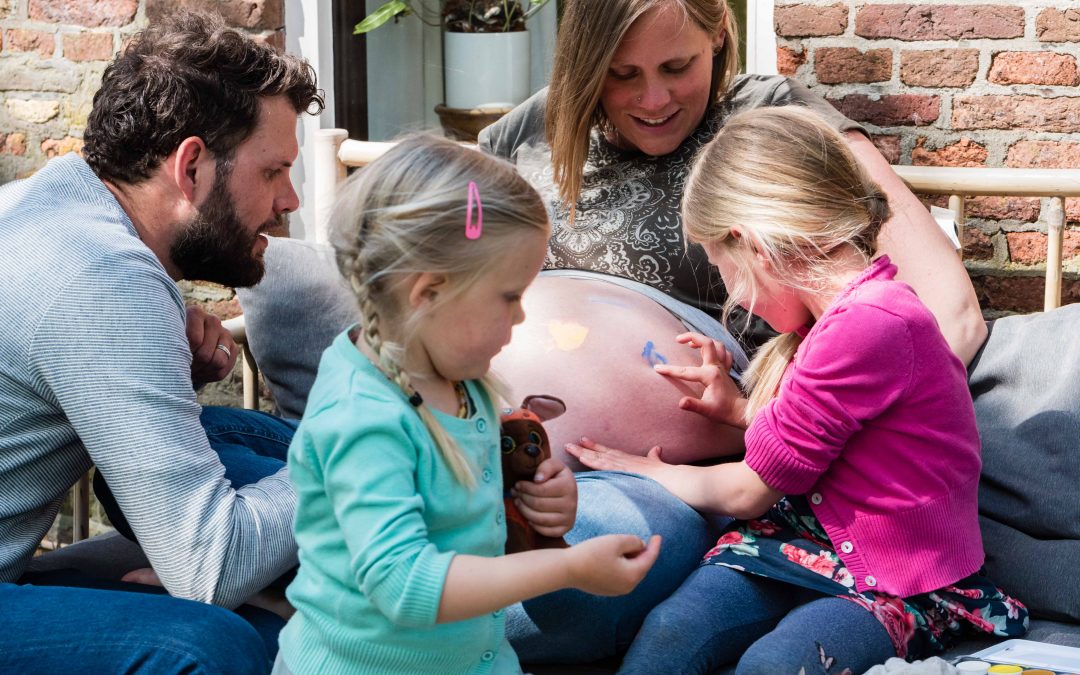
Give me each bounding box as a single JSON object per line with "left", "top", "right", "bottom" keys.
{"left": 170, "top": 172, "right": 281, "bottom": 288}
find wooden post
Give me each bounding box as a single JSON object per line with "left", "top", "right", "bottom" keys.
{"left": 1045, "top": 197, "right": 1065, "bottom": 311}
{"left": 949, "top": 194, "right": 965, "bottom": 260}
{"left": 313, "top": 129, "right": 349, "bottom": 244}
{"left": 72, "top": 472, "right": 90, "bottom": 542}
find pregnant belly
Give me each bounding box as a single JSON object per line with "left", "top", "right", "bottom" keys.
{"left": 491, "top": 275, "right": 744, "bottom": 471}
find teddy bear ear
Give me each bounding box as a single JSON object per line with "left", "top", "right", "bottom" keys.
{"left": 521, "top": 395, "right": 567, "bottom": 422}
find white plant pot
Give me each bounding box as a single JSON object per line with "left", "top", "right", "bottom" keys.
{"left": 444, "top": 31, "right": 530, "bottom": 110}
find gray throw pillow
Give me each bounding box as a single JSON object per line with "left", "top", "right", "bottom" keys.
{"left": 236, "top": 237, "right": 359, "bottom": 419}
{"left": 968, "top": 303, "right": 1080, "bottom": 622}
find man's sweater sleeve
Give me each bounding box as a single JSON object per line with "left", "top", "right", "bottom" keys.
{"left": 29, "top": 253, "right": 296, "bottom": 609}
{"left": 745, "top": 303, "right": 915, "bottom": 494}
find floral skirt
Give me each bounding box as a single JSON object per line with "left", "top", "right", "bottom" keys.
{"left": 702, "top": 496, "right": 1028, "bottom": 660}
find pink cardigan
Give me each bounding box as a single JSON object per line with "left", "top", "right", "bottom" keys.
{"left": 744, "top": 256, "right": 984, "bottom": 598}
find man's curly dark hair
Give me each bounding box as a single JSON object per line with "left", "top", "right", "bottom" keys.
{"left": 84, "top": 11, "right": 324, "bottom": 185}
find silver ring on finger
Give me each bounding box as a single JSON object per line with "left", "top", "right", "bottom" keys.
{"left": 215, "top": 343, "right": 232, "bottom": 358}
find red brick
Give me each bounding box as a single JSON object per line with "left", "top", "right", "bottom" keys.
{"left": 871, "top": 134, "right": 900, "bottom": 164}
{"left": 40, "top": 136, "right": 84, "bottom": 158}
{"left": 972, "top": 274, "right": 1080, "bottom": 314}
{"left": 829, "top": 94, "right": 940, "bottom": 127}
{"left": 989, "top": 51, "right": 1080, "bottom": 86}
{"left": 252, "top": 28, "right": 285, "bottom": 51}
{"left": 969, "top": 197, "right": 1041, "bottom": 223}
{"left": 1037, "top": 8, "right": 1080, "bottom": 42}
{"left": 774, "top": 3, "right": 847, "bottom": 37}
{"left": 856, "top": 4, "right": 1024, "bottom": 41}
{"left": 776, "top": 46, "right": 806, "bottom": 77}
{"left": 815, "top": 47, "right": 891, "bottom": 84}
{"left": 900, "top": 49, "right": 979, "bottom": 88}
{"left": 1006, "top": 140, "right": 1080, "bottom": 169}
{"left": 961, "top": 227, "right": 994, "bottom": 260}
{"left": 29, "top": 0, "right": 137, "bottom": 28}
{"left": 5, "top": 28, "right": 55, "bottom": 57}
{"left": 63, "top": 32, "right": 114, "bottom": 61}
{"left": 911, "top": 137, "right": 987, "bottom": 167}
{"left": 146, "top": 0, "right": 283, "bottom": 30}
{"left": 2, "top": 132, "right": 27, "bottom": 155}
{"left": 953, "top": 96, "right": 1080, "bottom": 133}
{"left": 1006, "top": 230, "right": 1080, "bottom": 265}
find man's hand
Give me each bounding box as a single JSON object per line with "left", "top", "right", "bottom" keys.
{"left": 511, "top": 456, "right": 577, "bottom": 537}
{"left": 186, "top": 305, "right": 238, "bottom": 385}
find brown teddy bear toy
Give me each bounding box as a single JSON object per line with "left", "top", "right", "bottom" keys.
{"left": 500, "top": 395, "right": 570, "bottom": 554}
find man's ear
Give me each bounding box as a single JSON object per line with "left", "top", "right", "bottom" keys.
{"left": 407, "top": 272, "right": 449, "bottom": 310}
{"left": 171, "top": 136, "right": 215, "bottom": 204}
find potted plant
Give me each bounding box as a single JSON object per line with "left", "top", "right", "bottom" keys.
{"left": 355, "top": 0, "right": 553, "bottom": 111}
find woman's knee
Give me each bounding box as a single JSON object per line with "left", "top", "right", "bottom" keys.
{"left": 573, "top": 471, "right": 718, "bottom": 545}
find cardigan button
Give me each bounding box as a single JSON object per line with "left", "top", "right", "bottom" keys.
{"left": 840, "top": 541, "right": 853, "bottom": 554}
{"left": 481, "top": 651, "right": 495, "bottom": 662}
{"left": 810, "top": 493, "right": 823, "bottom": 505}
{"left": 865, "top": 575, "right": 877, "bottom": 587}
{"left": 496, "top": 511, "right": 504, "bottom": 525}
{"left": 476, "top": 418, "right": 487, "bottom": 432}
{"left": 482, "top": 468, "right": 493, "bottom": 482}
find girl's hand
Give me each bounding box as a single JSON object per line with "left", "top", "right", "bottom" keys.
{"left": 566, "top": 437, "right": 670, "bottom": 481}
{"left": 567, "top": 534, "right": 661, "bottom": 596}
{"left": 654, "top": 332, "right": 748, "bottom": 428}
{"left": 512, "top": 456, "right": 577, "bottom": 537}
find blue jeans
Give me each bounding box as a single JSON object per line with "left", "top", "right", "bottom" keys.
{"left": 2, "top": 570, "right": 276, "bottom": 673}
{"left": 618, "top": 564, "right": 896, "bottom": 674}
{"left": 91, "top": 406, "right": 299, "bottom": 659}
{"left": 506, "top": 471, "right": 723, "bottom": 664}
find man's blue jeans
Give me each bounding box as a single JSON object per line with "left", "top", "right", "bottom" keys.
{"left": 2, "top": 571, "right": 280, "bottom": 674}
{"left": 3, "top": 406, "right": 301, "bottom": 673}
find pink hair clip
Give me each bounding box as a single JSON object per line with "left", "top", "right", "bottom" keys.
{"left": 465, "top": 180, "right": 483, "bottom": 240}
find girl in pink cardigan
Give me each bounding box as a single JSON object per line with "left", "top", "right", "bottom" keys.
{"left": 569, "top": 106, "right": 1026, "bottom": 674}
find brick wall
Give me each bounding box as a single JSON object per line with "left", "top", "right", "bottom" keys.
{"left": 776, "top": 2, "right": 1080, "bottom": 314}
{"left": 0, "top": 0, "right": 284, "bottom": 184}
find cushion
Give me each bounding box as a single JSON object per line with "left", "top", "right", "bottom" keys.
{"left": 236, "top": 237, "right": 359, "bottom": 419}
{"left": 968, "top": 303, "right": 1080, "bottom": 622}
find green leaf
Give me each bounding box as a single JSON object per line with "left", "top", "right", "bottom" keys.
{"left": 353, "top": 1, "right": 411, "bottom": 34}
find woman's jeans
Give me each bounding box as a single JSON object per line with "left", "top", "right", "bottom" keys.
{"left": 0, "top": 407, "right": 299, "bottom": 674}
{"left": 506, "top": 470, "right": 725, "bottom": 664}
{"left": 618, "top": 564, "right": 896, "bottom": 674}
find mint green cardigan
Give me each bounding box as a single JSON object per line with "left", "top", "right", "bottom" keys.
{"left": 278, "top": 331, "right": 519, "bottom": 674}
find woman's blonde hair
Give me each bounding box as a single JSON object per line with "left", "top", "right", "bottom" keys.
{"left": 682, "top": 106, "right": 891, "bottom": 421}
{"left": 546, "top": 0, "right": 740, "bottom": 211}
{"left": 333, "top": 133, "right": 549, "bottom": 488}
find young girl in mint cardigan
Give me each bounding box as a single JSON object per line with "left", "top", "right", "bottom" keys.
{"left": 275, "top": 135, "right": 659, "bottom": 675}
{"left": 569, "top": 107, "right": 1027, "bottom": 674}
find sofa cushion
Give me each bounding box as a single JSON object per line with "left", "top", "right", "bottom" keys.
{"left": 968, "top": 304, "right": 1080, "bottom": 622}
{"left": 236, "top": 237, "right": 359, "bottom": 419}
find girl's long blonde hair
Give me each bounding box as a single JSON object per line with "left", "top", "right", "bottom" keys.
{"left": 682, "top": 106, "right": 891, "bottom": 421}
{"left": 332, "top": 133, "right": 549, "bottom": 487}
{"left": 546, "top": 0, "right": 740, "bottom": 211}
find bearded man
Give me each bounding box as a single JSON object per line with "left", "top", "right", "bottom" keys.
{"left": 0, "top": 11, "right": 322, "bottom": 673}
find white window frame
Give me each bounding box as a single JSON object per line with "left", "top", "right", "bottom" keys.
{"left": 745, "top": 0, "right": 778, "bottom": 76}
